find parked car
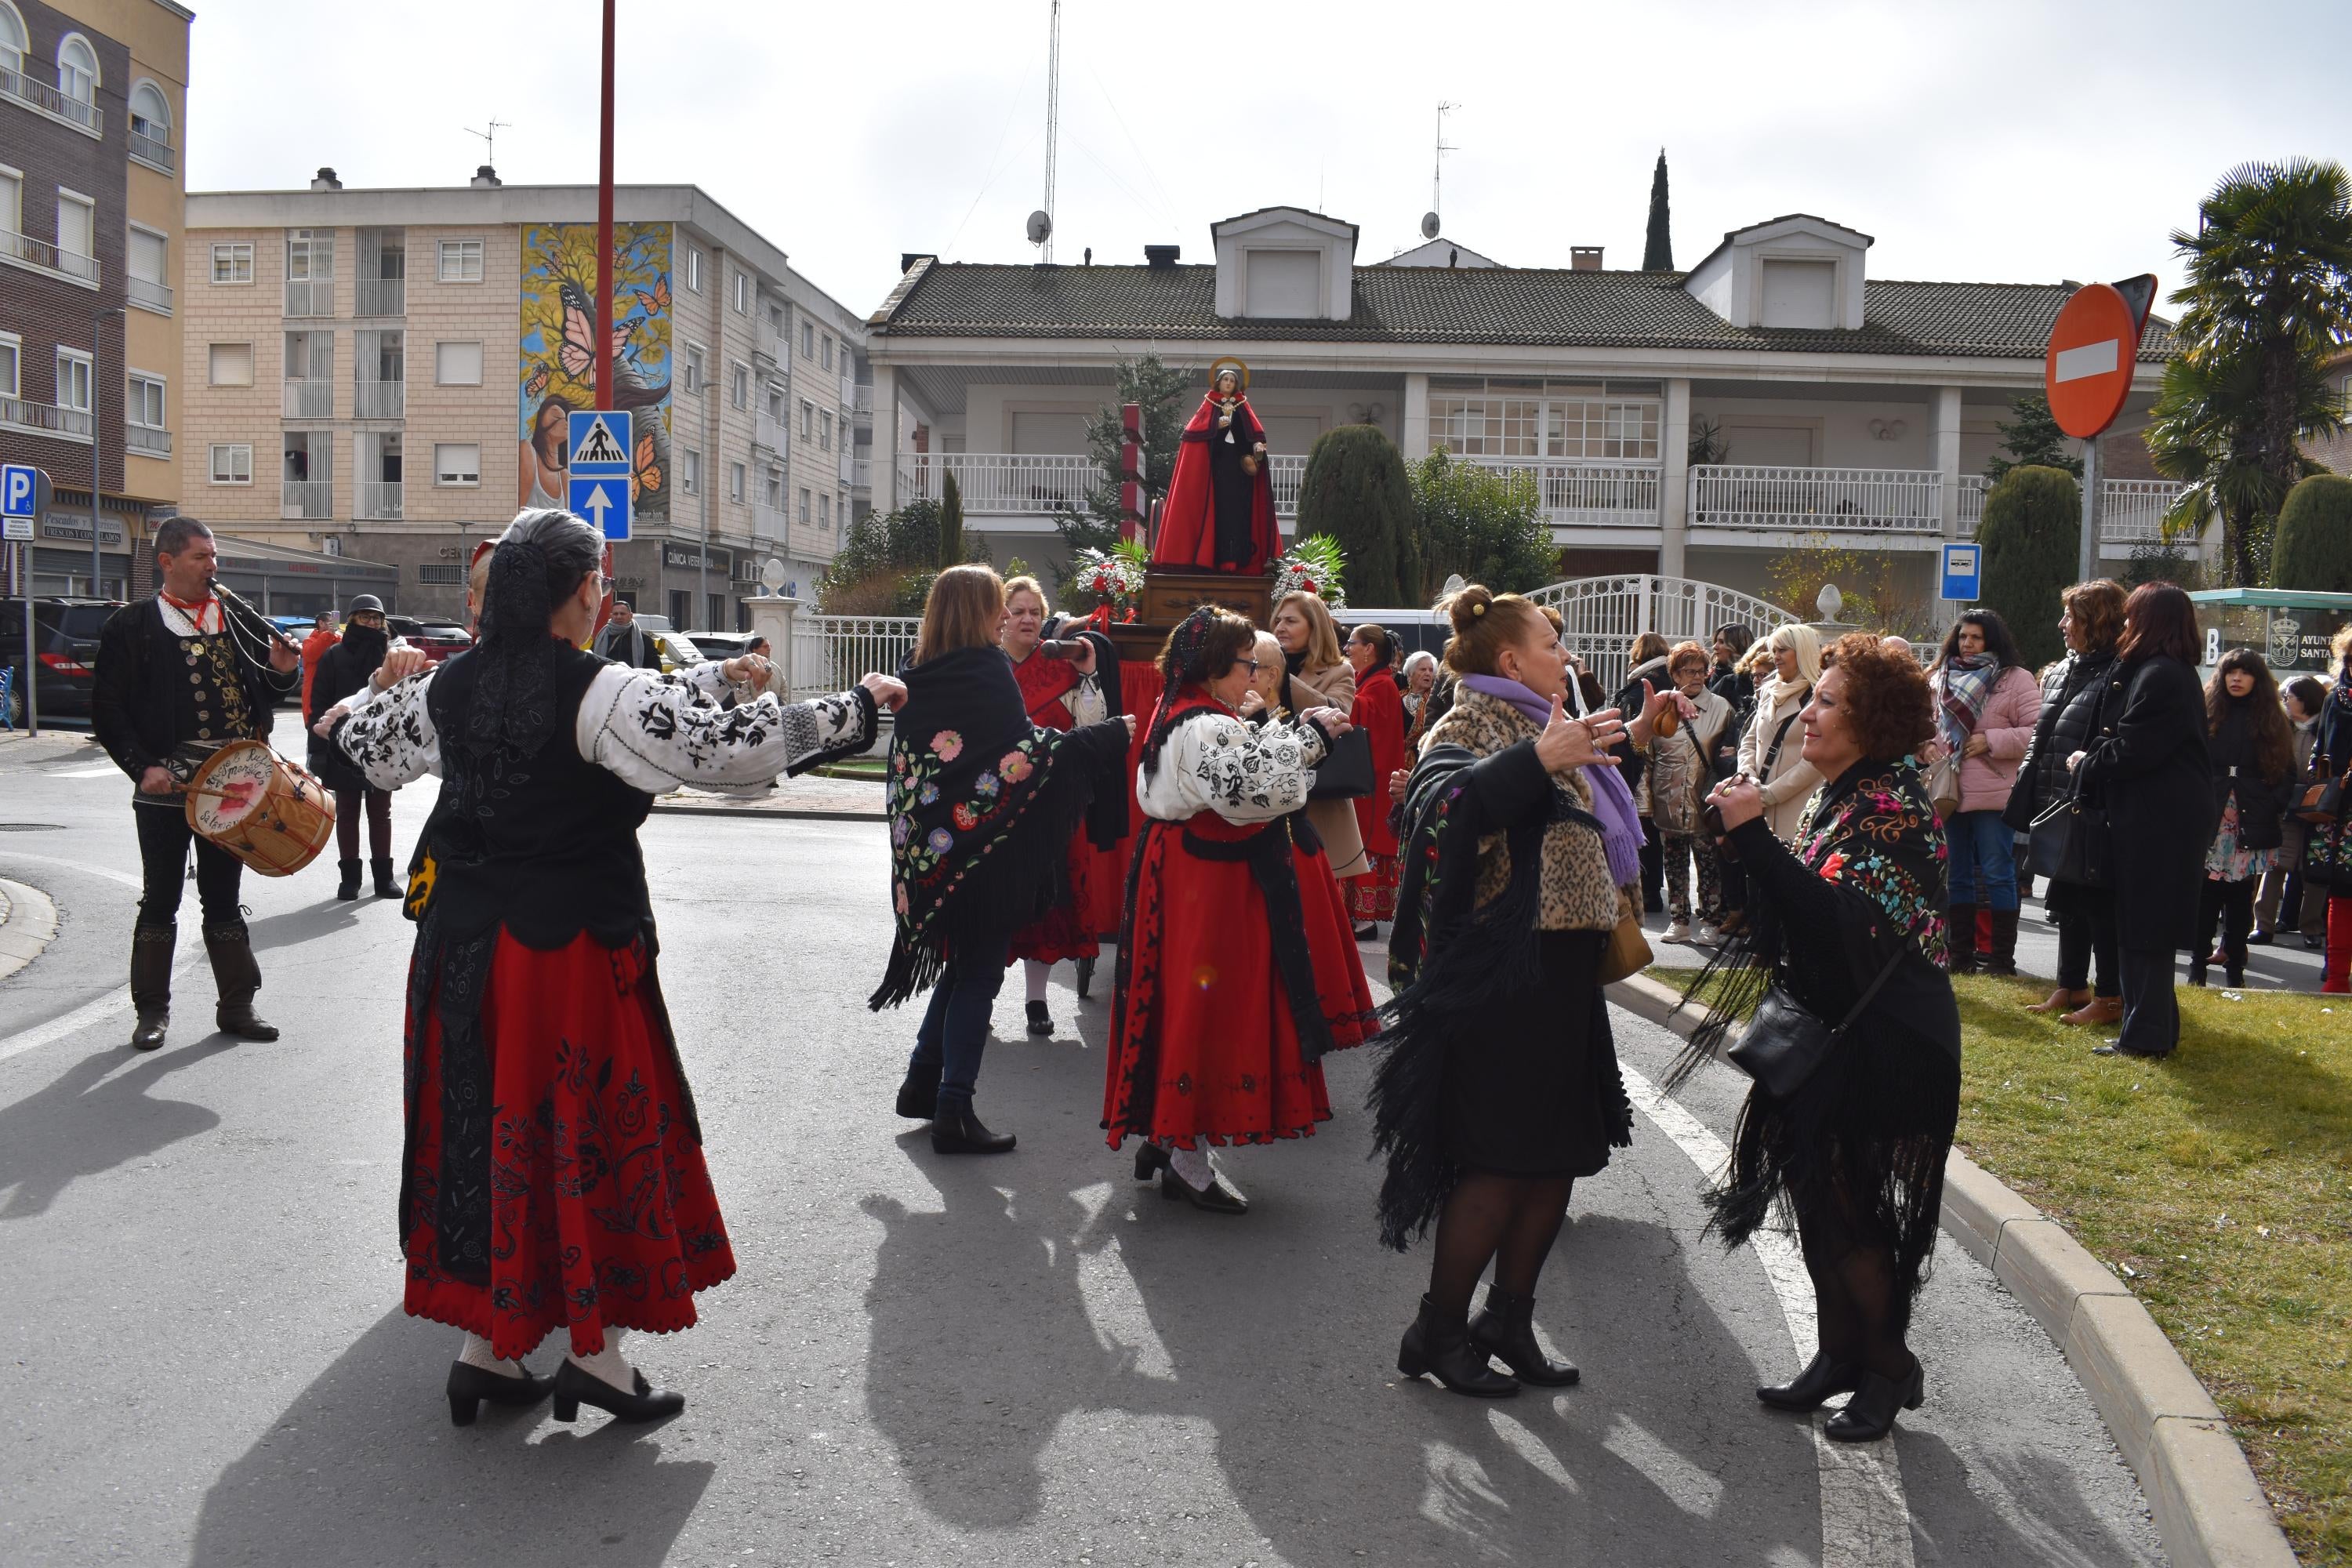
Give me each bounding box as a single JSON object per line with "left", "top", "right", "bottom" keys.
{"left": 648, "top": 629, "right": 703, "bottom": 673}
{"left": 1, "top": 598, "right": 124, "bottom": 726}
{"left": 684, "top": 631, "right": 757, "bottom": 662}
{"left": 385, "top": 615, "right": 474, "bottom": 664}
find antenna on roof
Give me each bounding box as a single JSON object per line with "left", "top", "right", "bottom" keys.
{"left": 1036, "top": 0, "right": 1062, "bottom": 263}
{"left": 1424, "top": 101, "right": 1458, "bottom": 242}
{"left": 464, "top": 116, "right": 510, "bottom": 171}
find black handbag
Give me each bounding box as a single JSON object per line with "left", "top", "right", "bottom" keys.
{"left": 1727, "top": 947, "right": 1905, "bottom": 1101}
{"left": 2027, "top": 789, "right": 2111, "bottom": 887}
{"left": 1308, "top": 726, "right": 1374, "bottom": 800}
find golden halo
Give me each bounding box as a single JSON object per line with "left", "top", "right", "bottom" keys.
{"left": 1207, "top": 355, "right": 1250, "bottom": 393}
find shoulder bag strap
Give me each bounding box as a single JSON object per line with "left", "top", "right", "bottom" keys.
{"left": 1760, "top": 703, "right": 1804, "bottom": 775}
{"left": 1835, "top": 945, "right": 1908, "bottom": 1033}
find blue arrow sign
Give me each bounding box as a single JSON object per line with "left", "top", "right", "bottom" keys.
{"left": 569, "top": 476, "right": 631, "bottom": 541}
{"left": 2, "top": 463, "right": 41, "bottom": 519}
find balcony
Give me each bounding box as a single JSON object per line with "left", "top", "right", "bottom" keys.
{"left": 753, "top": 411, "right": 787, "bottom": 454}
{"left": 357, "top": 481, "right": 403, "bottom": 521}
{"left": 0, "top": 226, "right": 100, "bottom": 286}
{"left": 284, "top": 278, "right": 335, "bottom": 318}
{"left": 281, "top": 479, "right": 333, "bottom": 519}
{"left": 852, "top": 387, "right": 874, "bottom": 421}
{"left": 1688, "top": 464, "right": 1943, "bottom": 535}
{"left": 127, "top": 275, "right": 172, "bottom": 315}
{"left": 2101, "top": 478, "right": 2194, "bottom": 551}
{"left": 895, "top": 452, "right": 1095, "bottom": 518}
{"left": 1956, "top": 474, "right": 1990, "bottom": 534}
{"left": 125, "top": 423, "right": 172, "bottom": 457}
{"left": 753, "top": 500, "right": 788, "bottom": 542}
{"left": 354, "top": 378, "right": 405, "bottom": 419}
{"left": 0, "top": 394, "right": 93, "bottom": 441}
{"left": 354, "top": 278, "right": 405, "bottom": 316}
{"left": 128, "top": 129, "right": 173, "bottom": 173}
{"left": 283, "top": 380, "right": 334, "bottom": 419}
{"left": 0, "top": 62, "right": 101, "bottom": 136}
{"left": 1464, "top": 459, "right": 1662, "bottom": 534}
{"left": 851, "top": 457, "right": 873, "bottom": 492}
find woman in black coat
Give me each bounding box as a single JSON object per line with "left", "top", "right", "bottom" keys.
{"left": 2067, "top": 584, "right": 2214, "bottom": 1058}
{"left": 2004, "top": 579, "right": 2126, "bottom": 1024}
{"left": 305, "top": 597, "right": 399, "bottom": 901}
{"left": 2191, "top": 650, "right": 2292, "bottom": 988}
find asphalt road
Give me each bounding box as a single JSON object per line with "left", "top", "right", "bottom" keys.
{"left": 0, "top": 730, "right": 2167, "bottom": 1566}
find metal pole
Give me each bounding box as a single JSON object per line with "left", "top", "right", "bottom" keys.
{"left": 2075, "top": 438, "right": 2100, "bottom": 585}
{"left": 594, "top": 0, "right": 615, "bottom": 412}
{"left": 20, "top": 540, "right": 35, "bottom": 735}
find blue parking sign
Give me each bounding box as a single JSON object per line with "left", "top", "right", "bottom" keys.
{"left": 1940, "top": 543, "right": 1981, "bottom": 602}
{"left": 2, "top": 463, "right": 41, "bottom": 519}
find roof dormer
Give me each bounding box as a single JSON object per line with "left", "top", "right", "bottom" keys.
{"left": 1682, "top": 214, "right": 1872, "bottom": 331}
{"left": 1212, "top": 206, "right": 1359, "bottom": 321}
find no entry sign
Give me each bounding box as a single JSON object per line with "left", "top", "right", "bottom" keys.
{"left": 2045, "top": 277, "right": 2157, "bottom": 439}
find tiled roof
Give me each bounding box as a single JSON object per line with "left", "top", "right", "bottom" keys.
{"left": 873, "top": 263, "right": 2178, "bottom": 361}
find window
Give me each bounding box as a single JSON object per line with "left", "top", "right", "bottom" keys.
{"left": 56, "top": 34, "right": 97, "bottom": 106}
{"left": 129, "top": 81, "right": 172, "bottom": 150}
{"left": 0, "top": 331, "right": 19, "bottom": 398}
{"left": 129, "top": 372, "right": 165, "bottom": 428}
{"left": 768, "top": 303, "right": 785, "bottom": 337}
{"left": 683, "top": 343, "right": 705, "bottom": 394}
{"left": 287, "top": 229, "right": 333, "bottom": 280}
{"left": 728, "top": 462, "right": 745, "bottom": 503}
{"left": 56, "top": 191, "right": 93, "bottom": 262}
{"left": 434, "top": 340, "right": 483, "bottom": 386}
{"left": 733, "top": 270, "right": 750, "bottom": 313}
{"left": 818, "top": 492, "right": 830, "bottom": 528}
{"left": 437, "top": 239, "right": 484, "bottom": 282}
{"left": 209, "top": 444, "right": 252, "bottom": 485}
{"left": 684, "top": 246, "right": 703, "bottom": 292}
{"left": 0, "top": 165, "right": 19, "bottom": 236}
{"left": 822, "top": 335, "right": 834, "bottom": 371}
{"left": 55, "top": 348, "right": 91, "bottom": 413}
{"left": 0, "top": 5, "right": 22, "bottom": 74}
{"left": 766, "top": 384, "right": 786, "bottom": 422}
{"left": 837, "top": 493, "right": 848, "bottom": 529}
{"left": 128, "top": 225, "right": 169, "bottom": 312}
{"left": 678, "top": 448, "right": 701, "bottom": 494}
{"left": 211, "top": 242, "right": 253, "bottom": 284}
{"left": 1427, "top": 378, "right": 1661, "bottom": 462}
{"left": 433, "top": 443, "right": 481, "bottom": 485}
{"left": 800, "top": 321, "right": 815, "bottom": 358}
{"left": 730, "top": 362, "right": 749, "bottom": 409}
{"left": 799, "top": 400, "right": 814, "bottom": 441}
{"left": 797, "top": 488, "right": 811, "bottom": 524}
{"left": 764, "top": 468, "right": 783, "bottom": 507}
{"left": 820, "top": 410, "right": 833, "bottom": 452}
{"left": 207, "top": 343, "right": 252, "bottom": 386}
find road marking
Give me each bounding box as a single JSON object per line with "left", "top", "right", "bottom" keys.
{"left": 47, "top": 764, "right": 122, "bottom": 778}
{"left": 0, "top": 849, "right": 145, "bottom": 890}
{"left": 2053, "top": 339, "right": 2121, "bottom": 383}
{"left": 1622, "top": 1061, "right": 1916, "bottom": 1568}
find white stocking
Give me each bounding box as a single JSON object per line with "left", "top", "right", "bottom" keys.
{"left": 566, "top": 1327, "right": 633, "bottom": 1390}
{"left": 1167, "top": 1144, "right": 1216, "bottom": 1192}
{"left": 1025, "top": 959, "right": 1051, "bottom": 1004}
{"left": 457, "top": 1330, "right": 524, "bottom": 1377}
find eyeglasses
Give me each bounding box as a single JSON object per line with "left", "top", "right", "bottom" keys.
{"left": 1236, "top": 659, "right": 1262, "bottom": 675}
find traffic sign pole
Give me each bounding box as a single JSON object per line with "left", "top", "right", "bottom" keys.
{"left": 2077, "top": 437, "right": 2100, "bottom": 586}
{"left": 595, "top": 0, "right": 615, "bottom": 412}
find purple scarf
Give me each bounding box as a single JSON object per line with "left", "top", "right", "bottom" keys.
{"left": 1459, "top": 674, "right": 1645, "bottom": 886}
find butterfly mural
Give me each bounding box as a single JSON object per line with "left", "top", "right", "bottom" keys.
{"left": 518, "top": 222, "right": 673, "bottom": 523}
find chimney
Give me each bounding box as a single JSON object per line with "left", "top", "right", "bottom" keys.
{"left": 470, "top": 164, "right": 502, "bottom": 189}
{"left": 310, "top": 167, "right": 342, "bottom": 191}
{"left": 1570, "top": 246, "right": 1603, "bottom": 271}
{"left": 1144, "top": 244, "right": 1180, "bottom": 269}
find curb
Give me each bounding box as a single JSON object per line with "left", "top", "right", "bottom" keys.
{"left": 1606, "top": 970, "right": 2298, "bottom": 1568}
{"left": 647, "top": 801, "right": 883, "bottom": 823}
{"left": 0, "top": 877, "right": 61, "bottom": 983}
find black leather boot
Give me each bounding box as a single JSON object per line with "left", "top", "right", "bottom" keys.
{"left": 1824, "top": 1356, "right": 1925, "bottom": 1443}
{"left": 929, "top": 1101, "right": 1015, "bottom": 1154}
{"left": 129, "top": 925, "right": 174, "bottom": 1051}
{"left": 1467, "top": 1283, "right": 1579, "bottom": 1386}
{"left": 204, "top": 921, "right": 279, "bottom": 1041}
{"left": 1946, "top": 904, "right": 1979, "bottom": 974}
{"left": 1986, "top": 907, "right": 2020, "bottom": 977}
{"left": 371, "top": 858, "right": 401, "bottom": 898}
{"left": 336, "top": 858, "right": 361, "bottom": 901}
{"left": 1397, "top": 1293, "right": 1518, "bottom": 1398}
{"left": 894, "top": 1061, "right": 942, "bottom": 1120}
{"left": 1756, "top": 1348, "right": 1860, "bottom": 1411}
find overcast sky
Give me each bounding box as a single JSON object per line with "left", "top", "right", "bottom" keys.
{"left": 187, "top": 0, "right": 2352, "bottom": 319}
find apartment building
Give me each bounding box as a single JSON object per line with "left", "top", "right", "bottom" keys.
{"left": 0, "top": 0, "right": 188, "bottom": 598}
{"left": 180, "top": 173, "right": 872, "bottom": 626}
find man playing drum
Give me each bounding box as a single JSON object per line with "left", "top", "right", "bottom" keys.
{"left": 93, "top": 517, "right": 302, "bottom": 1051}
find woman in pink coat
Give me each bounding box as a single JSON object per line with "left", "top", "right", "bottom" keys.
{"left": 1925, "top": 609, "right": 2042, "bottom": 975}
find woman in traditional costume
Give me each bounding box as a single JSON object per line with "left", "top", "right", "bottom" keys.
{"left": 1373, "top": 586, "right": 1635, "bottom": 1399}
{"left": 998, "top": 575, "right": 1125, "bottom": 1035}
{"left": 1345, "top": 622, "right": 1410, "bottom": 937}
{"left": 880, "top": 565, "right": 1133, "bottom": 1153}
{"left": 1105, "top": 608, "right": 1356, "bottom": 1214}
{"left": 1149, "top": 362, "right": 1281, "bottom": 575}
{"left": 332, "top": 507, "right": 891, "bottom": 1426}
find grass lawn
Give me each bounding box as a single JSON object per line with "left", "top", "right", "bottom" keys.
{"left": 1648, "top": 964, "right": 2352, "bottom": 1565}
{"left": 811, "top": 757, "right": 887, "bottom": 781}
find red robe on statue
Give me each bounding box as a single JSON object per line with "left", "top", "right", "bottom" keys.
{"left": 1151, "top": 392, "right": 1280, "bottom": 575}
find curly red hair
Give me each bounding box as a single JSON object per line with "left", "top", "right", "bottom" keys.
{"left": 1824, "top": 633, "right": 1936, "bottom": 763}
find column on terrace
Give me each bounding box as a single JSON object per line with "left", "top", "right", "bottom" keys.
{"left": 872, "top": 361, "right": 900, "bottom": 510}
{"left": 1933, "top": 384, "right": 1963, "bottom": 537}
{"left": 1401, "top": 373, "right": 1431, "bottom": 460}
{"left": 1659, "top": 377, "right": 1692, "bottom": 579}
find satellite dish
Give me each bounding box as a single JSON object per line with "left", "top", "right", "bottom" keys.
{"left": 759, "top": 557, "right": 786, "bottom": 593}
{"left": 1420, "top": 211, "right": 1441, "bottom": 240}
{"left": 1026, "top": 209, "right": 1054, "bottom": 245}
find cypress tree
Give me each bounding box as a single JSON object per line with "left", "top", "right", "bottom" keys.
{"left": 1976, "top": 465, "right": 2082, "bottom": 668}
{"left": 1642, "top": 150, "right": 1673, "bottom": 271}
{"left": 2272, "top": 474, "right": 2352, "bottom": 593}
{"left": 937, "top": 470, "right": 965, "bottom": 569}
{"left": 1295, "top": 425, "right": 1417, "bottom": 605}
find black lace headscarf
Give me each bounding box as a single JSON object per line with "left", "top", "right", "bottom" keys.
{"left": 456, "top": 506, "right": 604, "bottom": 766}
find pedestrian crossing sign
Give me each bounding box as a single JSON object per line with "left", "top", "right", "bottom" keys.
{"left": 568, "top": 411, "right": 631, "bottom": 470}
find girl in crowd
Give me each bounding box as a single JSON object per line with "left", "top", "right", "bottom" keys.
{"left": 1739, "top": 625, "right": 1824, "bottom": 841}
{"left": 332, "top": 506, "right": 892, "bottom": 1425}
{"left": 1374, "top": 586, "right": 1635, "bottom": 1399}
{"left": 2005, "top": 580, "right": 2129, "bottom": 1023}
{"left": 305, "top": 595, "right": 402, "bottom": 901}
{"left": 2253, "top": 675, "right": 2329, "bottom": 949}
{"left": 2315, "top": 626, "right": 2352, "bottom": 994}
{"left": 1271, "top": 590, "right": 1368, "bottom": 887}
{"left": 1347, "top": 622, "right": 1410, "bottom": 938}
{"left": 879, "top": 565, "right": 1133, "bottom": 1152}
{"left": 1926, "top": 609, "right": 2039, "bottom": 976}
{"left": 2192, "top": 649, "right": 2293, "bottom": 988}
{"left": 1648, "top": 641, "right": 1736, "bottom": 944}
{"left": 1104, "top": 608, "right": 1356, "bottom": 1214}
{"left": 1681, "top": 634, "right": 1959, "bottom": 1443}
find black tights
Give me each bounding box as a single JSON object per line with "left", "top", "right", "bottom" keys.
{"left": 1426, "top": 1169, "right": 1576, "bottom": 1320}
{"left": 334, "top": 786, "right": 391, "bottom": 861}
{"left": 1796, "top": 1189, "right": 1914, "bottom": 1381}
{"left": 2194, "top": 877, "right": 2256, "bottom": 972}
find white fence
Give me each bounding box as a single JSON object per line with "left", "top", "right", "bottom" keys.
{"left": 1689, "top": 464, "right": 1943, "bottom": 533}
{"left": 1524, "top": 575, "right": 1802, "bottom": 690}
{"left": 2101, "top": 478, "right": 2191, "bottom": 544}
{"left": 895, "top": 451, "right": 1316, "bottom": 522}
{"left": 788, "top": 614, "right": 920, "bottom": 702}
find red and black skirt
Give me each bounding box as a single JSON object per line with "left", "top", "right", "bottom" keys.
{"left": 399, "top": 918, "right": 735, "bottom": 1360}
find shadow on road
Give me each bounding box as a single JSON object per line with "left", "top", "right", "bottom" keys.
{"left": 188, "top": 1310, "right": 713, "bottom": 1568}
{"left": 0, "top": 1038, "right": 236, "bottom": 1218}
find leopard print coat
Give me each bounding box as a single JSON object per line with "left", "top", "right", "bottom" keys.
{"left": 1420, "top": 688, "right": 1622, "bottom": 933}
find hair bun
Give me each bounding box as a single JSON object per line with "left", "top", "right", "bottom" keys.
{"left": 1446, "top": 584, "right": 1495, "bottom": 636}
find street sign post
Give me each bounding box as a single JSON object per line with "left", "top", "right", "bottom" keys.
{"left": 1939, "top": 543, "right": 1982, "bottom": 602}
{"left": 567, "top": 409, "right": 633, "bottom": 541}
{"left": 2045, "top": 276, "right": 2158, "bottom": 583}
{"left": 4, "top": 463, "right": 47, "bottom": 734}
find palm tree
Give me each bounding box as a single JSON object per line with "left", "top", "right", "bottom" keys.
{"left": 2145, "top": 158, "right": 2352, "bottom": 584}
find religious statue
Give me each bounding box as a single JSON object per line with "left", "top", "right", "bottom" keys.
{"left": 1151, "top": 358, "right": 1281, "bottom": 576}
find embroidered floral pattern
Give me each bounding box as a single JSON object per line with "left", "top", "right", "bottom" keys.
{"left": 1794, "top": 766, "right": 1949, "bottom": 964}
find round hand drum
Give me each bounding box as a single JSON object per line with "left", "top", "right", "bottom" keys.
{"left": 183, "top": 741, "right": 336, "bottom": 877}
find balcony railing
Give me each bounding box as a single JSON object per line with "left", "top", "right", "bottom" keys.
{"left": 354, "top": 378, "right": 405, "bottom": 419}
{"left": 1688, "top": 464, "right": 1942, "bottom": 533}
{"left": 1956, "top": 474, "right": 1990, "bottom": 534}
{"left": 125, "top": 423, "right": 172, "bottom": 457}
{"left": 753, "top": 411, "right": 787, "bottom": 453}
{"left": 0, "top": 394, "right": 93, "bottom": 440}
{"left": 896, "top": 452, "right": 1095, "bottom": 517}
{"left": 2100, "top": 478, "right": 2191, "bottom": 543}
{"left": 284, "top": 278, "right": 335, "bottom": 317}
{"left": 354, "top": 278, "right": 405, "bottom": 316}
{"left": 753, "top": 500, "right": 788, "bottom": 541}
{"left": 852, "top": 387, "right": 874, "bottom": 420}
{"left": 851, "top": 458, "right": 873, "bottom": 492}
{"left": 283, "top": 380, "right": 334, "bottom": 418}
{"left": 281, "top": 479, "right": 333, "bottom": 518}
{"left": 1466, "top": 458, "right": 1663, "bottom": 528}
{"left": 357, "top": 480, "right": 402, "bottom": 520}
{"left": 127, "top": 275, "right": 172, "bottom": 314}
{"left": 128, "top": 130, "right": 173, "bottom": 172}
{"left": 0, "top": 226, "right": 100, "bottom": 285}
{"left": 0, "top": 62, "right": 101, "bottom": 135}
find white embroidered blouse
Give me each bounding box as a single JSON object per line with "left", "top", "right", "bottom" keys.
{"left": 1135, "top": 707, "right": 1330, "bottom": 826}
{"left": 335, "top": 659, "right": 872, "bottom": 795}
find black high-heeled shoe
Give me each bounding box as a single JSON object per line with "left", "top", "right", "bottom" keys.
{"left": 1467, "top": 1284, "right": 1579, "bottom": 1387}
{"left": 1134, "top": 1142, "right": 1171, "bottom": 1182}
{"left": 1824, "top": 1357, "right": 1924, "bottom": 1443}
{"left": 930, "top": 1102, "right": 1016, "bottom": 1155}
{"left": 445, "top": 1359, "right": 555, "bottom": 1426}
{"left": 1160, "top": 1163, "right": 1247, "bottom": 1214}
{"left": 1025, "top": 1000, "right": 1053, "bottom": 1036}
{"left": 550, "top": 1359, "right": 685, "bottom": 1424}
{"left": 1397, "top": 1293, "right": 1518, "bottom": 1399}
{"left": 1756, "top": 1349, "right": 1860, "bottom": 1411}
